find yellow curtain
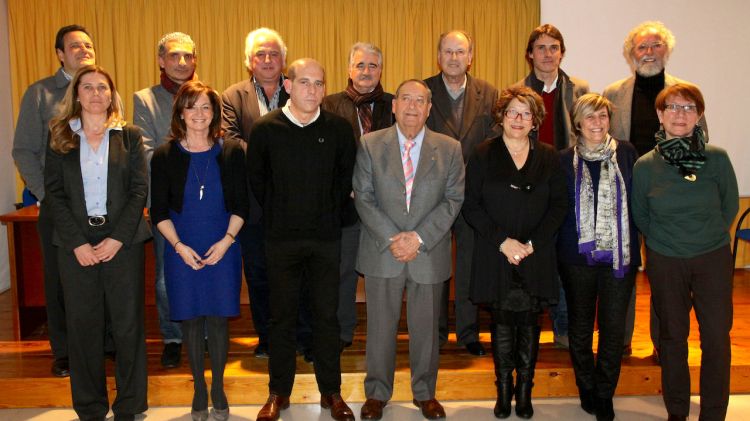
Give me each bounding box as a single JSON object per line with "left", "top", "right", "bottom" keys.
{"left": 8, "top": 0, "right": 539, "bottom": 197}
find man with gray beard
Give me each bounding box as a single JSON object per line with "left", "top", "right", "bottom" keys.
{"left": 603, "top": 20, "right": 708, "bottom": 360}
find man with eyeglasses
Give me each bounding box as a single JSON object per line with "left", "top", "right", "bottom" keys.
{"left": 248, "top": 58, "right": 357, "bottom": 421}
{"left": 354, "top": 79, "right": 464, "bottom": 420}
{"left": 222, "top": 27, "right": 314, "bottom": 362}
{"left": 321, "top": 42, "right": 394, "bottom": 354}
{"left": 424, "top": 30, "right": 498, "bottom": 358}
{"left": 514, "top": 23, "right": 589, "bottom": 352}
{"left": 603, "top": 20, "right": 708, "bottom": 361}
{"left": 133, "top": 31, "right": 198, "bottom": 369}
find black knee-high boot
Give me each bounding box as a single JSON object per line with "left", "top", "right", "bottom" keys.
{"left": 514, "top": 324, "right": 540, "bottom": 419}
{"left": 183, "top": 317, "right": 208, "bottom": 421}
{"left": 492, "top": 324, "right": 516, "bottom": 419}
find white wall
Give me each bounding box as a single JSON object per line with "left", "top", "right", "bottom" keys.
{"left": 0, "top": 0, "right": 14, "bottom": 292}
{"left": 542, "top": 0, "right": 750, "bottom": 195}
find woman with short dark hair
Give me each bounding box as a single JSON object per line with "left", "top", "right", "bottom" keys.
{"left": 463, "top": 85, "right": 567, "bottom": 419}
{"left": 633, "top": 82, "right": 737, "bottom": 421}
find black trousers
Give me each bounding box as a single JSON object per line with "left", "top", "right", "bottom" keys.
{"left": 266, "top": 238, "right": 342, "bottom": 396}
{"left": 648, "top": 245, "right": 733, "bottom": 421}
{"left": 38, "top": 202, "right": 67, "bottom": 360}
{"left": 559, "top": 263, "right": 634, "bottom": 398}
{"left": 59, "top": 235, "right": 147, "bottom": 420}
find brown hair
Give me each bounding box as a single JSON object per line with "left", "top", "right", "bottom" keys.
{"left": 493, "top": 85, "right": 546, "bottom": 129}
{"left": 525, "top": 24, "right": 566, "bottom": 66}
{"left": 48, "top": 65, "right": 124, "bottom": 154}
{"left": 655, "top": 82, "right": 705, "bottom": 115}
{"left": 167, "top": 80, "right": 224, "bottom": 142}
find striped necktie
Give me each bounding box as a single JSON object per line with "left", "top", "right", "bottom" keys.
{"left": 403, "top": 139, "right": 415, "bottom": 211}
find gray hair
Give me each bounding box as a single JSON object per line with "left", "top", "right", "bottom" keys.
{"left": 394, "top": 79, "right": 432, "bottom": 103}
{"left": 244, "top": 27, "right": 287, "bottom": 69}
{"left": 349, "top": 42, "right": 383, "bottom": 67}
{"left": 158, "top": 32, "right": 196, "bottom": 57}
{"left": 622, "top": 21, "right": 675, "bottom": 63}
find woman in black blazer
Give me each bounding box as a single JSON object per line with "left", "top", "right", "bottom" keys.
{"left": 463, "top": 86, "right": 567, "bottom": 419}
{"left": 44, "top": 65, "right": 150, "bottom": 421}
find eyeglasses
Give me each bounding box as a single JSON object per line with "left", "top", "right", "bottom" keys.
{"left": 636, "top": 42, "right": 665, "bottom": 53}
{"left": 504, "top": 109, "right": 533, "bottom": 121}
{"left": 398, "top": 95, "right": 427, "bottom": 106}
{"left": 664, "top": 103, "right": 698, "bottom": 114}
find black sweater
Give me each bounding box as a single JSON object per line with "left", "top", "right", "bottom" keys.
{"left": 150, "top": 138, "right": 249, "bottom": 225}
{"left": 246, "top": 109, "right": 356, "bottom": 241}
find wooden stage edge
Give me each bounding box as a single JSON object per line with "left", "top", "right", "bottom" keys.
{"left": 1, "top": 270, "right": 750, "bottom": 408}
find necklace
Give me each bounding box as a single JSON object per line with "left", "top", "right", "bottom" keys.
{"left": 183, "top": 140, "right": 211, "bottom": 200}
{"left": 504, "top": 139, "right": 529, "bottom": 156}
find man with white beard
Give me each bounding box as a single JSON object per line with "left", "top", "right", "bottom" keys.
{"left": 603, "top": 20, "right": 708, "bottom": 361}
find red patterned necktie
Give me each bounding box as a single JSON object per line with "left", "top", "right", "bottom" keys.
{"left": 403, "top": 139, "right": 415, "bottom": 211}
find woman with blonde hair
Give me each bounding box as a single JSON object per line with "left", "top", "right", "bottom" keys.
{"left": 45, "top": 64, "right": 150, "bottom": 421}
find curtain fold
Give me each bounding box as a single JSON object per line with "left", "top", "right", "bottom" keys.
{"left": 9, "top": 0, "right": 539, "bottom": 195}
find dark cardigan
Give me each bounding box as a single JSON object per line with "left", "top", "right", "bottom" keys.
{"left": 463, "top": 136, "right": 568, "bottom": 305}
{"left": 150, "top": 138, "right": 249, "bottom": 225}
{"left": 557, "top": 141, "right": 641, "bottom": 270}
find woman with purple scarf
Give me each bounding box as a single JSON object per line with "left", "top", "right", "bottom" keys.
{"left": 557, "top": 93, "right": 640, "bottom": 421}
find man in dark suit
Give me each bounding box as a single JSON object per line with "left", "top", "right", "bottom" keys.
{"left": 355, "top": 79, "right": 465, "bottom": 420}
{"left": 221, "top": 27, "right": 312, "bottom": 360}
{"left": 424, "top": 30, "right": 497, "bottom": 357}
{"left": 11, "top": 24, "right": 96, "bottom": 378}
{"left": 321, "top": 42, "right": 394, "bottom": 352}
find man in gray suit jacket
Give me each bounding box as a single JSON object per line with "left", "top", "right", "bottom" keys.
{"left": 603, "top": 21, "right": 708, "bottom": 358}
{"left": 424, "top": 30, "right": 497, "bottom": 357}
{"left": 354, "top": 79, "right": 465, "bottom": 420}
{"left": 133, "top": 31, "right": 197, "bottom": 368}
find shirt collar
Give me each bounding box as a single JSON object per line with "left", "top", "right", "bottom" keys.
{"left": 69, "top": 117, "right": 124, "bottom": 133}
{"left": 61, "top": 68, "right": 74, "bottom": 81}
{"left": 441, "top": 73, "right": 467, "bottom": 99}
{"left": 542, "top": 75, "right": 559, "bottom": 93}
{"left": 396, "top": 124, "right": 426, "bottom": 147}
{"left": 282, "top": 103, "right": 320, "bottom": 127}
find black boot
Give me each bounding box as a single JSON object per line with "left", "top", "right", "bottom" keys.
{"left": 492, "top": 324, "right": 515, "bottom": 419}
{"left": 514, "top": 325, "right": 540, "bottom": 419}
{"left": 595, "top": 396, "right": 614, "bottom": 421}
{"left": 579, "top": 387, "right": 596, "bottom": 415}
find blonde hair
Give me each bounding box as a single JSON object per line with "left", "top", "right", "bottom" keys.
{"left": 48, "top": 65, "right": 124, "bottom": 154}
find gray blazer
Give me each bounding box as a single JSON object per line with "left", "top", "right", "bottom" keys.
{"left": 603, "top": 73, "right": 709, "bottom": 142}
{"left": 133, "top": 84, "right": 174, "bottom": 164}
{"left": 354, "top": 126, "right": 465, "bottom": 284}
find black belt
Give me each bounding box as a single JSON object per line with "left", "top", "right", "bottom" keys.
{"left": 87, "top": 215, "right": 108, "bottom": 226}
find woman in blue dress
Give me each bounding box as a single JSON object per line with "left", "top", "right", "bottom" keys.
{"left": 150, "top": 80, "right": 248, "bottom": 421}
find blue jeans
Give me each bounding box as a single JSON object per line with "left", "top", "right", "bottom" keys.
{"left": 153, "top": 226, "right": 182, "bottom": 342}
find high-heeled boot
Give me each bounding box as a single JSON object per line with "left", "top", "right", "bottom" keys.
{"left": 514, "top": 325, "right": 540, "bottom": 419}
{"left": 492, "top": 324, "right": 516, "bottom": 419}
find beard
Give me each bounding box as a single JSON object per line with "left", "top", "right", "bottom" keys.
{"left": 634, "top": 57, "right": 665, "bottom": 77}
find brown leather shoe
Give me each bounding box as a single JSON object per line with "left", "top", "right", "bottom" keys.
{"left": 256, "top": 394, "right": 289, "bottom": 421}
{"left": 361, "top": 398, "right": 387, "bottom": 420}
{"left": 320, "top": 393, "right": 355, "bottom": 421}
{"left": 413, "top": 398, "right": 446, "bottom": 419}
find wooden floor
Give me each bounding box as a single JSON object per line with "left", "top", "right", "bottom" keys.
{"left": 1, "top": 270, "right": 750, "bottom": 408}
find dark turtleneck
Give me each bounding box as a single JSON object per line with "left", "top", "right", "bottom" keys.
{"left": 630, "top": 69, "right": 665, "bottom": 157}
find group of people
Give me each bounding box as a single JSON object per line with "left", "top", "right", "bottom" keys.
{"left": 11, "top": 19, "right": 738, "bottom": 421}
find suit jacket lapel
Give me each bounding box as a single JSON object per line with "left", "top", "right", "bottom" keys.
{"left": 414, "top": 130, "right": 436, "bottom": 185}
{"left": 432, "top": 80, "right": 461, "bottom": 139}
{"left": 107, "top": 130, "right": 124, "bottom": 215}
{"left": 245, "top": 81, "right": 262, "bottom": 122}
{"left": 619, "top": 78, "right": 635, "bottom": 141}
{"left": 382, "top": 127, "right": 405, "bottom": 186}
{"left": 458, "top": 76, "right": 480, "bottom": 141}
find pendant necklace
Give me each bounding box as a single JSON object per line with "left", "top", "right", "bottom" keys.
{"left": 184, "top": 140, "right": 211, "bottom": 200}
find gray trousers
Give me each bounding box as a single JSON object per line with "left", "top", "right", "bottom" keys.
{"left": 338, "top": 223, "right": 361, "bottom": 342}
{"left": 364, "top": 270, "right": 443, "bottom": 401}
{"left": 439, "top": 213, "right": 479, "bottom": 345}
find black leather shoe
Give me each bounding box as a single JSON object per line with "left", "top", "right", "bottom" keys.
{"left": 667, "top": 414, "right": 687, "bottom": 421}
{"left": 51, "top": 358, "right": 70, "bottom": 377}
{"left": 254, "top": 342, "right": 269, "bottom": 359}
{"left": 595, "top": 396, "right": 614, "bottom": 421}
{"left": 161, "top": 342, "right": 182, "bottom": 368}
{"left": 579, "top": 388, "right": 596, "bottom": 415}
{"left": 465, "top": 341, "right": 487, "bottom": 356}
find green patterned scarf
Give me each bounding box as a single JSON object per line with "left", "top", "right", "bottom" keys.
{"left": 655, "top": 125, "right": 706, "bottom": 175}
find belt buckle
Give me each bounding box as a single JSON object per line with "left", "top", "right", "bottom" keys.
{"left": 88, "top": 215, "right": 106, "bottom": 226}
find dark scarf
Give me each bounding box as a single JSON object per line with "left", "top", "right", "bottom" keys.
{"left": 160, "top": 70, "right": 196, "bottom": 95}
{"left": 344, "top": 79, "right": 384, "bottom": 135}
{"left": 655, "top": 124, "right": 706, "bottom": 177}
